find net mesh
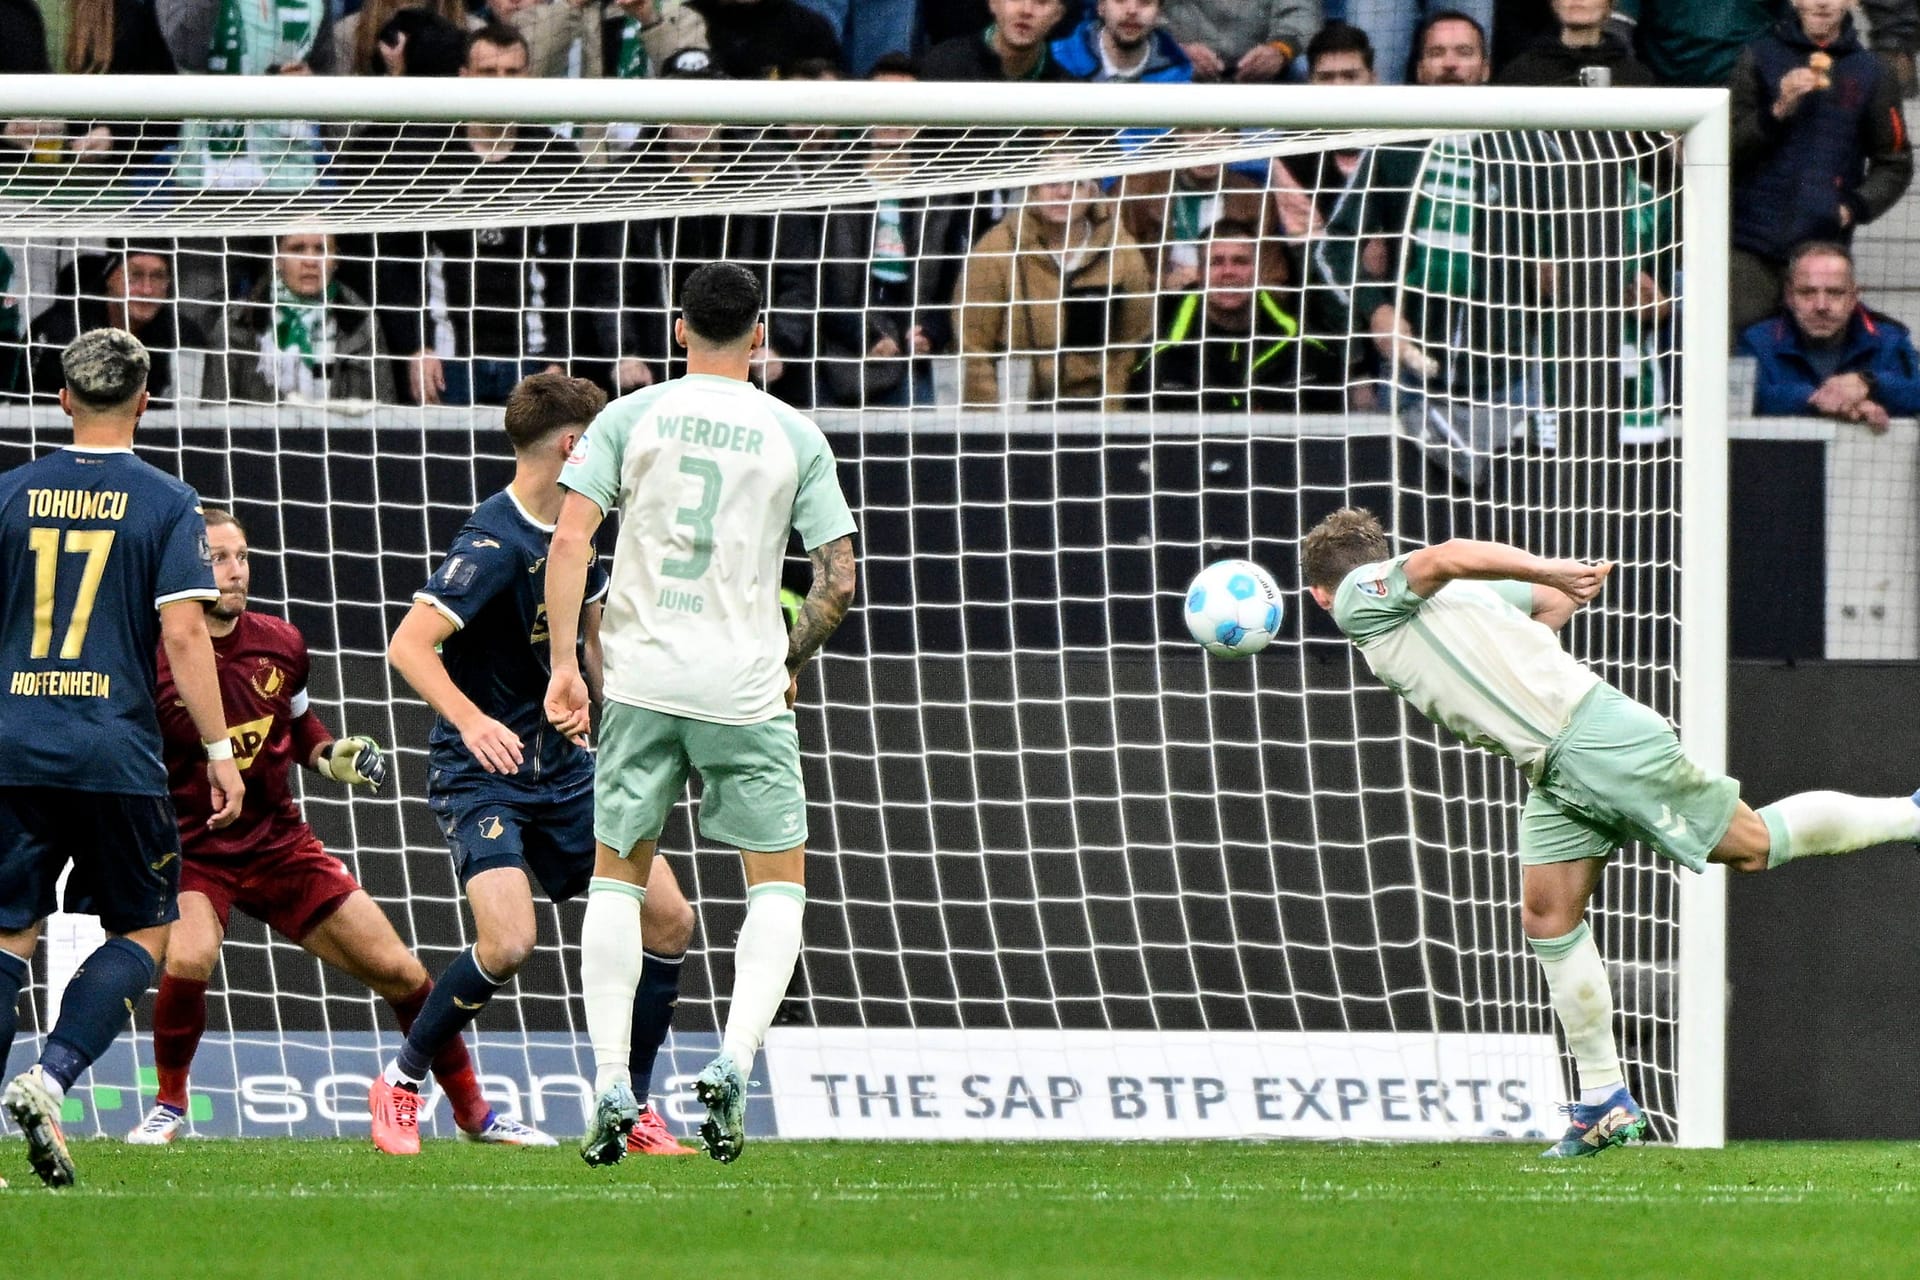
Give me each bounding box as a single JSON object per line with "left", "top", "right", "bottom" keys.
{"left": 0, "top": 112, "right": 1692, "bottom": 1141}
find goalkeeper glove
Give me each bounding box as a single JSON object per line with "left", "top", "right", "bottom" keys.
{"left": 320, "top": 736, "right": 387, "bottom": 792}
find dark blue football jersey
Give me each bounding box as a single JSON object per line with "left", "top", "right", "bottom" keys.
{"left": 416, "top": 488, "right": 608, "bottom": 793}
{"left": 0, "top": 446, "right": 216, "bottom": 795}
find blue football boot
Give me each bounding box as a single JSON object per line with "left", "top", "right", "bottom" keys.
{"left": 1541, "top": 1087, "right": 1649, "bottom": 1158}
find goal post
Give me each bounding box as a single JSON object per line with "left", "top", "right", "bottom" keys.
{"left": 0, "top": 76, "right": 1729, "bottom": 1147}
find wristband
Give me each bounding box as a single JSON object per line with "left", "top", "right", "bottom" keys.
{"left": 204, "top": 738, "right": 234, "bottom": 762}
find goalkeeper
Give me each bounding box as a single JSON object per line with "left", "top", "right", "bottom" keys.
{"left": 125, "top": 509, "right": 509, "bottom": 1146}
{"left": 1303, "top": 507, "right": 1920, "bottom": 1158}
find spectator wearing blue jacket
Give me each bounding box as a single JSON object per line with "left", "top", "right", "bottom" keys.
{"left": 1739, "top": 240, "right": 1920, "bottom": 431}
{"left": 1726, "top": 1, "right": 1912, "bottom": 335}
{"left": 1052, "top": 0, "right": 1194, "bottom": 82}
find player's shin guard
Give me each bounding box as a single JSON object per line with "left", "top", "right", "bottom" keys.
{"left": 1528, "top": 921, "right": 1623, "bottom": 1102}
{"left": 582, "top": 878, "right": 646, "bottom": 1095}
{"left": 39, "top": 938, "right": 155, "bottom": 1092}
{"left": 1758, "top": 791, "right": 1920, "bottom": 868}
{"left": 388, "top": 981, "right": 490, "bottom": 1133}
{"left": 631, "top": 949, "right": 684, "bottom": 1101}
{"left": 0, "top": 949, "right": 27, "bottom": 1075}
{"left": 151, "top": 974, "right": 208, "bottom": 1111}
{"left": 719, "top": 882, "right": 806, "bottom": 1068}
{"left": 393, "top": 948, "right": 503, "bottom": 1085}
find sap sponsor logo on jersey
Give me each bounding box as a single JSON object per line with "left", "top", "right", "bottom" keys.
{"left": 567, "top": 434, "right": 590, "bottom": 466}
{"left": 228, "top": 713, "right": 275, "bottom": 770}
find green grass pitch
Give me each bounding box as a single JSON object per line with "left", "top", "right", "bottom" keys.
{"left": 5, "top": 1139, "right": 1917, "bottom": 1279}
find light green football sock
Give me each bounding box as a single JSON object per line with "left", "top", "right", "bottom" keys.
{"left": 1758, "top": 792, "right": 1920, "bottom": 869}
{"left": 1528, "top": 920, "right": 1623, "bottom": 1100}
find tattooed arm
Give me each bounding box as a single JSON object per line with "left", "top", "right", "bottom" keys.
{"left": 785, "top": 535, "right": 857, "bottom": 704}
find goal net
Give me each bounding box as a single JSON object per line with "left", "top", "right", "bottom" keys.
{"left": 0, "top": 78, "right": 1728, "bottom": 1146}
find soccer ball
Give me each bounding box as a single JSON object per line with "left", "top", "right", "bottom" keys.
{"left": 1183, "top": 559, "right": 1285, "bottom": 658}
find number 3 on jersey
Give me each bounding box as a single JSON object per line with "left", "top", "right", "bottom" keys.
{"left": 28, "top": 526, "right": 116, "bottom": 659}
{"left": 662, "top": 457, "right": 722, "bottom": 581}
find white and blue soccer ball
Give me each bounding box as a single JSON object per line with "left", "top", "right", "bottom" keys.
{"left": 1183, "top": 559, "right": 1285, "bottom": 658}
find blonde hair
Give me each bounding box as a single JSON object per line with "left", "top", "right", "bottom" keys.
{"left": 1300, "top": 507, "right": 1391, "bottom": 592}
{"left": 65, "top": 0, "right": 117, "bottom": 74}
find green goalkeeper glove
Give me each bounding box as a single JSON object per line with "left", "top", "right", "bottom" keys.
{"left": 319, "top": 736, "right": 387, "bottom": 792}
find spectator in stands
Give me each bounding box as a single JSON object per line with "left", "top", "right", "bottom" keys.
{"left": 161, "top": 0, "right": 334, "bottom": 192}
{"left": 1119, "top": 145, "right": 1281, "bottom": 292}
{"left": 1310, "top": 11, "right": 1560, "bottom": 483}
{"left": 375, "top": 26, "right": 584, "bottom": 405}
{"left": 688, "top": 0, "right": 842, "bottom": 78}
{"left": 0, "top": 0, "right": 49, "bottom": 74}
{"left": 28, "top": 242, "right": 209, "bottom": 404}
{"left": 1053, "top": 0, "right": 1193, "bottom": 83}
{"left": 1345, "top": 1, "right": 1494, "bottom": 83}
{"left": 1727, "top": 0, "right": 1912, "bottom": 336}
{"left": 1128, "top": 219, "right": 1344, "bottom": 414}
{"left": 362, "top": 8, "right": 472, "bottom": 75}
{"left": 602, "top": 0, "right": 708, "bottom": 79}
{"left": 209, "top": 232, "right": 394, "bottom": 405}
{"left": 338, "top": 0, "right": 473, "bottom": 75}
{"left": 922, "top": 0, "right": 1068, "bottom": 81}
{"left": 1498, "top": 0, "right": 1653, "bottom": 86}
{"left": 1739, "top": 240, "right": 1920, "bottom": 428}
{"left": 475, "top": 0, "right": 601, "bottom": 77}
{"left": 32, "top": 0, "right": 178, "bottom": 162}
{"left": 1162, "top": 0, "right": 1314, "bottom": 82}
{"left": 579, "top": 49, "right": 779, "bottom": 391}
{"left": 772, "top": 61, "right": 964, "bottom": 408}
{"left": 1271, "top": 22, "right": 1376, "bottom": 241}
{"left": 956, "top": 177, "right": 1155, "bottom": 409}
{"left": 159, "top": 0, "right": 335, "bottom": 74}
{"left": 0, "top": 244, "right": 24, "bottom": 397}
{"left": 1615, "top": 0, "right": 1918, "bottom": 89}
{"left": 795, "top": 0, "right": 915, "bottom": 75}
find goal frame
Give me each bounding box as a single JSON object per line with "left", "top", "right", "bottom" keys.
{"left": 0, "top": 75, "right": 1732, "bottom": 1147}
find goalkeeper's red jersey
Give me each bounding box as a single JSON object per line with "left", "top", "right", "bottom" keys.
{"left": 156, "top": 610, "right": 330, "bottom": 860}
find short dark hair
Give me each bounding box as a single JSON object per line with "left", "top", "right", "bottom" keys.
{"left": 61, "top": 327, "right": 151, "bottom": 409}
{"left": 786, "top": 56, "right": 841, "bottom": 81}
{"left": 679, "top": 262, "right": 764, "bottom": 347}
{"left": 867, "top": 51, "right": 918, "bottom": 78}
{"left": 202, "top": 507, "right": 246, "bottom": 538}
{"left": 1308, "top": 20, "right": 1374, "bottom": 72}
{"left": 467, "top": 22, "right": 528, "bottom": 61}
{"left": 1413, "top": 9, "right": 1487, "bottom": 65}
{"left": 1301, "top": 507, "right": 1392, "bottom": 592}
{"left": 503, "top": 372, "right": 607, "bottom": 453}
{"left": 1208, "top": 218, "right": 1261, "bottom": 243}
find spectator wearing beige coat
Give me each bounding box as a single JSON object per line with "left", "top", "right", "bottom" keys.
{"left": 957, "top": 180, "right": 1155, "bottom": 410}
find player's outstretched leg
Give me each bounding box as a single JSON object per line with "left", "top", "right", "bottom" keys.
{"left": 1750, "top": 791, "right": 1920, "bottom": 868}
{"left": 697, "top": 875, "right": 807, "bottom": 1163}
{"left": 628, "top": 858, "right": 697, "bottom": 1157}
{"left": 580, "top": 866, "right": 646, "bottom": 1166}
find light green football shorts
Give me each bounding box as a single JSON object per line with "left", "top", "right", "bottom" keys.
{"left": 595, "top": 702, "right": 808, "bottom": 855}
{"left": 1520, "top": 684, "right": 1741, "bottom": 873}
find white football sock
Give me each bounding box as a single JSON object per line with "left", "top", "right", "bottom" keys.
{"left": 719, "top": 882, "right": 806, "bottom": 1068}
{"left": 1528, "top": 920, "right": 1624, "bottom": 1102}
{"left": 1759, "top": 791, "right": 1920, "bottom": 868}
{"left": 582, "top": 877, "right": 646, "bottom": 1095}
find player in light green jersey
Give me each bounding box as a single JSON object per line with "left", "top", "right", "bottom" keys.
{"left": 543, "top": 262, "right": 857, "bottom": 1164}
{"left": 1303, "top": 507, "right": 1920, "bottom": 1158}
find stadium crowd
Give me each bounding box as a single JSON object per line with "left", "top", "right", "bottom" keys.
{"left": 0, "top": 0, "right": 1916, "bottom": 430}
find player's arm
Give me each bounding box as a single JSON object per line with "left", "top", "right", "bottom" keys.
{"left": 388, "top": 603, "right": 523, "bottom": 774}
{"left": 1529, "top": 586, "right": 1579, "bottom": 633}
{"left": 1402, "top": 539, "right": 1613, "bottom": 607}
{"left": 581, "top": 599, "right": 606, "bottom": 716}
{"left": 159, "top": 601, "right": 244, "bottom": 828}
{"left": 785, "top": 534, "right": 857, "bottom": 706}
{"left": 543, "top": 489, "right": 605, "bottom": 744}
{"left": 289, "top": 695, "right": 388, "bottom": 791}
